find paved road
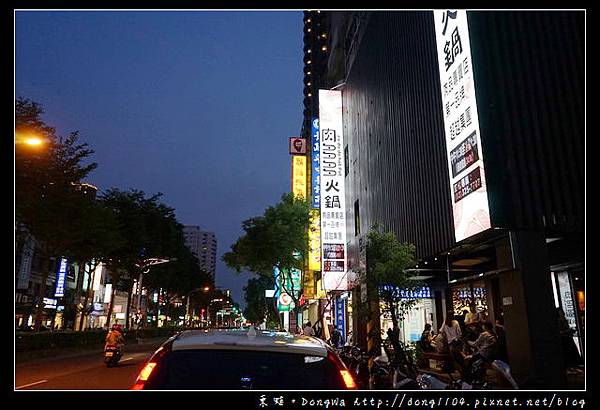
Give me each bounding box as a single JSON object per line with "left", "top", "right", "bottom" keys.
{"left": 15, "top": 341, "right": 164, "bottom": 390}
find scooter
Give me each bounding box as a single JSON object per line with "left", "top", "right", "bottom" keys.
{"left": 104, "top": 344, "right": 122, "bottom": 367}
{"left": 416, "top": 359, "right": 519, "bottom": 390}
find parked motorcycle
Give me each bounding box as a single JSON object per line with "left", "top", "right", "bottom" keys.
{"left": 416, "top": 359, "right": 519, "bottom": 390}
{"left": 104, "top": 344, "right": 122, "bottom": 367}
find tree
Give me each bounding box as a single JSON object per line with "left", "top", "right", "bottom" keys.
{"left": 243, "top": 276, "right": 278, "bottom": 327}
{"left": 61, "top": 195, "right": 124, "bottom": 331}
{"left": 100, "top": 188, "right": 211, "bottom": 328}
{"left": 16, "top": 98, "right": 98, "bottom": 331}
{"left": 362, "top": 224, "right": 419, "bottom": 364}
{"left": 223, "top": 193, "right": 312, "bottom": 324}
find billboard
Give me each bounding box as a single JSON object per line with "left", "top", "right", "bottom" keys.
{"left": 318, "top": 89, "right": 348, "bottom": 290}
{"left": 308, "top": 209, "right": 321, "bottom": 271}
{"left": 291, "top": 155, "right": 307, "bottom": 199}
{"left": 433, "top": 10, "right": 491, "bottom": 242}
{"left": 54, "top": 258, "right": 68, "bottom": 298}
{"left": 311, "top": 118, "right": 321, "bottom": 209}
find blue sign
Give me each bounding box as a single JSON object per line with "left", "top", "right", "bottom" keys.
{"left": 311, "top": 118, "right": 320, "bottom": 209}
{"left": 335, "top": 296, "right": 346, "bottom": 342}
{"left": 54, "top": 258, "right": 68, "bottom": 298}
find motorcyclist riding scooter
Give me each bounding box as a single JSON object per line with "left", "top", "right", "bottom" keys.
{"left": 104, "top": 324, "right": 125, "bottom": 367}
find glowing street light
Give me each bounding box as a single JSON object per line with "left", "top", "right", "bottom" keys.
{"left": 15, "top": 132, "right": 47, "bottom": 148}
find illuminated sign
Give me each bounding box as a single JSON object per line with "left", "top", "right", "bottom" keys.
{"left": 274, "top": 266, "right": 301, "bottom": 311}
{"left": 43, "top": 298, "right": 57, "bottom": 309}
{"left": 380, "top": 286, "right": 433, "bottom": 299}
{"left": 434, "top": 10, "right": 491, "bottom": 242}
{"left": 311, "top": 118, "right": 321, "bottom": 208}
{"left": 92, "top": 262, "right": 103, "bottom": 291}
{"left": 104, "top": 284, "right": 112, "bottom": 303}
{"left": 318, "top": 89, "right": 348, "bottom": 290}
{"left": 292, "top": 155, "right": 307, "bottom": 199}
{"left": 335, "top": 296, "right": 346, "bottom": 342}
{"left": 308, "top": 209, "right": 321, "bottom": 271}
{"left": 302, "top": 270, "right": 316, "bottom": 299}
{"left": 289, "top": 137, "right": 307, "bottom": 155}
{"left": 54, "top": 258, "right": 68, "bottom": 298}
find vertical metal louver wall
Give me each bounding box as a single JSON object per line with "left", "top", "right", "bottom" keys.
{"left": 343, "top": 12, "right": 455, "bottom": 259}
{"left": 469, "top": 11, "right": 584, "bottom": 235}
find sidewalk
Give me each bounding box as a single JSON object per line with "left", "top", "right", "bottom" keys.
{"left": 15, "top": 336, "right": 166, "bottom": 365}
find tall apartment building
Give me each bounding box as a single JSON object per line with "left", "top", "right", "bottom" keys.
{"left": 183, "top": 226, "right": 217, "bottom": 279}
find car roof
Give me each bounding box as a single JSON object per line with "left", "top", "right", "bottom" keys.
{"left": 169, "top": 328, "right": 330, "bottom": 357}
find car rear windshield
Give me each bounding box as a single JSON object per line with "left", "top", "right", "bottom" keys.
{"left": 144, "top": 349, "right": 346, "bottom": 390}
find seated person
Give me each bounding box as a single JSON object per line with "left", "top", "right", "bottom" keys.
{"left": 463, "top": 321, "right": 497, "bottom": 382}
{"left": 419, "top": 323, "right": 435, "bottom": 352}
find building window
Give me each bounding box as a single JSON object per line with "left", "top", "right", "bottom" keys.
{"left": 354, "top": 199, "right": 360, "bottom": 236}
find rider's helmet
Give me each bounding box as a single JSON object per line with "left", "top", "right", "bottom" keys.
{"left": 111, "top": 324, "right": 122, "bottom": 332}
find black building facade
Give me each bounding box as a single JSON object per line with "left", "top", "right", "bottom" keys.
{"left": 314, "top": 11, "right": 584, "bottom": 388}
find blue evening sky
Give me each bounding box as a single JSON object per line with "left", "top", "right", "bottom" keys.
{"left": 16, "top": 11, "right": 304, "bottom": 309}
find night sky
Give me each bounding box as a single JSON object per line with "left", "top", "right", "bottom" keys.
{"left": 15, "top": 11, "right": 304, "bottom": 309}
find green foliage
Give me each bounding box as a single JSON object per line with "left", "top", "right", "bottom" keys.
{"left": 243, "top": 276, "right": 278, "bottom": 325}
{"left": 364, "top": 224, "right": 420, "bottom": 325}
{"left": 223, "top": 193, "right": 312, "bottom": 277}
{"left": 100, "top": 189, "right": 212, "bottom": 297}
{"left": 223, "top": 192, "right": 312, "bottom": 310}
{"left": 16, "top": 98, "right": 98, "bottom": 257}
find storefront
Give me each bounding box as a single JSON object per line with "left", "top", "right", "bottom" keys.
{"left": 379, "top": 287, "right": 437, "bottom": 344}
{"left": 449, "top": 280, "right": 490, "bottom": 322}
{"left": 551, "top": 267, "right": 585, "bottom": 359}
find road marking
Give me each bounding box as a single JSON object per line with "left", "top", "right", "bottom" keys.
{"left": 16, "top": 380, "right": 48, "bottom": 389}
{"left": 122, "top": 357, "right": 134, "bottom": 361}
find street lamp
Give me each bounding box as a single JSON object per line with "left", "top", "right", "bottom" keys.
{"left": 133, "top": 257, "right": 177, "bottom": 328}
{"left": 15, "top": 131, "right": 47, "bottom": 148}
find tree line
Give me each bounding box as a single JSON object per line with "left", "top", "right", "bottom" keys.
{"left": 16, "top": 97, "right": 213, "bottom": 331}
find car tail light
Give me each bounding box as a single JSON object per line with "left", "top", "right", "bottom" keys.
{"left": 131, "top": 363, "right": 157, "bottom": 390}
{"left": 327, "top": 350, "right": 357, "bottom": 390}
{"left": 130, "top": 343, "right": 171, "bottom": 390}
{"left": 340, "top": 369, "right": 357, "bottom": 389}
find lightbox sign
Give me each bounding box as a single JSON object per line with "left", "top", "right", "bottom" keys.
{"left": 308, "top": 209, "right": 321, "bottom": 271}
{"left": 318, "top": 89, "right": 348, "bottom": 291}
{"left": 311, "top": 118, "right": 321, "bottom": 209}
{"left": 292, "top": 155, "right": 307, "bottom": 199}
{"left": 54, "top": 258, "right": 68, "bottom": 298}
{"left": 43, "top": 298, "right": 57, "bottom": 309}
{"left": 434, "top": 10, "right": 491, "bottom": 242}
{"left": 274, "top": 266, "right": 301, "bottom": 311}
{"left": 335, "top": 296, "right": 347, "bottom": 342}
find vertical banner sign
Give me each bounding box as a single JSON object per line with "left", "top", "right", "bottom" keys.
{"left": 275, "top": 266, "right": 301, "bottom": 312}
{"left": 434, "top": 10, "right": 491, "bottom": 242}
{"left": 311, "top": 118, "right": 321, "bottom": 209}
{"left": 54, "top": 258, "right": 68, "bottom": 298}
{"left": 292, "top": 155, "right": 307, "bottom": 199}
{"left": 308, "top": 209, "right": 321, "bottom": 271}
{"left": 335, "top": 296, "right": 347, "bottom": 342}
{"left": 318, "top": 89, "right": 348, "bottom": 290}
